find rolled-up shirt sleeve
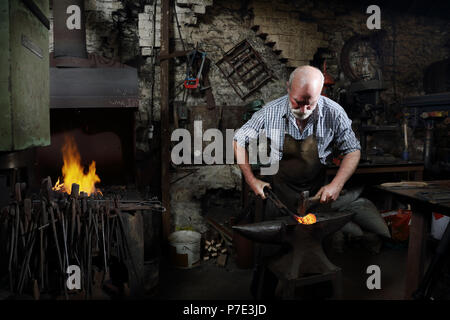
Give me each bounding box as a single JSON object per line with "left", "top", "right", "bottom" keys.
{"left": 234, "top": 108, "right": 265, "bottom": 148}
{"left": 333, "top": 112, "right": 361, "bottom": 155}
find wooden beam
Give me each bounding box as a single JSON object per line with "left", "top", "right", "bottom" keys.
{"left": 160, "top": 0, "right": 171, "bottom": 241}
{"left": 158, "top": 50, "right": 191, "bottom": 62}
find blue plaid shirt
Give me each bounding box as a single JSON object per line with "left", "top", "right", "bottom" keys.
{"left": 234, "top": 95, "right": 361, "bottom": 164}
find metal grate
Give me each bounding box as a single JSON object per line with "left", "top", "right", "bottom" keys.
{"left": 216, "top": 40, "right": 274, "bottom": 100}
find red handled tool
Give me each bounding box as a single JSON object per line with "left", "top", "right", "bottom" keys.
{"left": 184, "top": 50, "right": 206, "bottom": 89}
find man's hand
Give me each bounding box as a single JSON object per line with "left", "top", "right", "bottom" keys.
{"left": 248, "top": 177, "right": 271, "bottom": 199}
{"left": 315, "top": 150, "right": 360, "bottom": 204}
{"left": 315, "top": 182, "right": 343, "bottom": 204}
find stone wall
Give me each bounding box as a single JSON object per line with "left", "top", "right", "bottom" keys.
{"left": 48, "top": 0, "right": 450, "bottom": 130}
{"left": 243, "top": 0, "right": 450, "bottom": 105}
{"left": 170, "top": 165, "right": 242, "bottom": 233}
{"left": 249, "top": 0, "right": 328, "bottom": 67}
{"left": 136, "top": 0, "right": 290, "bottom": 231}
{"left": 137, "top": 0, "right": 289, "bottom": 120}
{"left": 309, "top": 2, "right": 450, "bottom": 107}
{"left": 47, "top": 0, "right": 450, "bottom": 231}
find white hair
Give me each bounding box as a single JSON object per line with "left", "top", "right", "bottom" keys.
{"left": 288, "top": 66, "right": 324, "bottom": 88}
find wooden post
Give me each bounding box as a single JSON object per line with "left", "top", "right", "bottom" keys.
{"left": 160, "top": 0, "right": 171, "bottom": 241}
{"left": 404, "top": 205, "right": 429, "bottom": 299}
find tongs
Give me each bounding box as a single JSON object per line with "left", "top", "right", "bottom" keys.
{"left": 263, "top": 186, "right": 303, "bottom": 222}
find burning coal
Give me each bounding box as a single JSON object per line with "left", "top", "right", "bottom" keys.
{"left": 53, "top": 136, "right": 101, "bottom": 196}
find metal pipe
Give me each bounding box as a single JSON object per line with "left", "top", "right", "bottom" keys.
{"left": 21, "top": 0, "right": 50, "bottom": 29}
{"left": 424, "top": 121, "right": 433, "bottom": 170}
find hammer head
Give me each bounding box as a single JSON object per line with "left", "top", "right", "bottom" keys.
{"left": 298, "top": 190, "right": 322, "bottom": 216}
{"left": 297, "top": 190, "right": 309, "bottom": 216}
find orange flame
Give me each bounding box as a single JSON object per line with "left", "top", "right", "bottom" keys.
{"left": 296, "top": 213, "right": 317, "bottom": 225}
{"left": 53, "top": 136, "right": 101, "bottom": 196}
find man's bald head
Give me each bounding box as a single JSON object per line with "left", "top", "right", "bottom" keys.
{"left": 288, "top": 66, "right": 324, "bottom": 90}
{"left": 287, "top": 66, "right": 324, "bottom": 120}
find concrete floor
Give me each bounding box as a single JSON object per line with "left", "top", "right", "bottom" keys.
{"left": 0, "top": 240, "right": 408, "bottom": 300}
{"left": 328, "top": 244, "right": 407, "bottom": 300}
{"left": 151, "top": 241, "right": 408, "bottom": 300}
{"left": 154, "top": 255, "right": 254, "bottom": 300}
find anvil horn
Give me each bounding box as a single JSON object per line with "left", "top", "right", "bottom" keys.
{"left": 232, "top": 220, "right": 287, "bottom": 243}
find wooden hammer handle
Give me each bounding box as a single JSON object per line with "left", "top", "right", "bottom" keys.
{"left": 309, "top": 189, "right": 346, "bottom": 203}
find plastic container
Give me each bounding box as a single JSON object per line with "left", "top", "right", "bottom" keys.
{"left": 168, "top": 230, "right": 201, "bottom": 268}
{"left": 431, "top": 213, "right": 450, "bottom": 240}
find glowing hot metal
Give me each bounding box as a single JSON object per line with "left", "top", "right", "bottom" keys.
{"left": 264, "top": 187, "right": 317, "bottom": 225}
{"left": 295, "top": 213, "right": 317, "bottom": 225}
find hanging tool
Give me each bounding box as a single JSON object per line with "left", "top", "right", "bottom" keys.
{"left": 184, "top": 50, "right": 207, "bottom": 89}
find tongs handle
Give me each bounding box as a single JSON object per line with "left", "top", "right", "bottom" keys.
{"left": 263, "top": 186, "right": 298, "bottom": 219}
{"left": 263, "top": 185, "right": 277, "bottom": 202}
{"left": 263, "top": 185, "right": 270, "bottom": 198}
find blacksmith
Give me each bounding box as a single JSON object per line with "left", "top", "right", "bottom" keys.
{"left": 233, "top": 65, "right": 390, "bottom": 298}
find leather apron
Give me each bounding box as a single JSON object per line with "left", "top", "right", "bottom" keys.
{"left": 264, "top": 110, "right": 326, "bottom": 220}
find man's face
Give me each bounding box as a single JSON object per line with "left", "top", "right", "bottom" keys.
{"left": 287, "top": 80, "right": 321, "bottom": 120}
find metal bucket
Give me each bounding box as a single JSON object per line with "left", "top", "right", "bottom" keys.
{"left": 168, "top": 230, "right": 201, "bottom": 269}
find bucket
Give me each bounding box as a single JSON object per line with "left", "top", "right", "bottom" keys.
{"left": 431, "top": 213, "right": 450, "bottom": 240}
{"left": 168, "top": 230, "right": 201, "bottom": 268}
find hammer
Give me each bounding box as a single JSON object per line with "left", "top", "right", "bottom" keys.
{"left": 297, "top": 191, "right": 321, "bottom": 216}
{"left": 298, "top": 189, "right": 346, "bottom": 216}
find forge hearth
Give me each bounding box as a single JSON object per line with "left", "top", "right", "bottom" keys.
{"left": 35, "top": 109, "right": 136, "bottom": 187}
{"left": 30, "top": 0, "right": 139, "bottom": 190}
{"left": 233, "top": 211, "right": 353, "bottom": 299}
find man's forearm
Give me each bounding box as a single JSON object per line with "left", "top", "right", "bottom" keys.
{"left": 234, "top": 140, "right": 271, "bottom": 198}
{"left": 233, "top": 140, "right": 257, "bottom": 184}
{"left": 330, "top": 150, "right": 360, "bottom": 189}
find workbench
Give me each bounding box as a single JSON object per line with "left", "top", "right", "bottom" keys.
{"left": 376, "top": 180, "right": 450, "bottom": 299}
{"left": 326, "top": 161, "right": 424, "bottom": 181}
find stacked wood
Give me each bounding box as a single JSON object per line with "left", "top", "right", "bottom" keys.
{"left": 202, "top": 230, "right": 228, "bottom": 267}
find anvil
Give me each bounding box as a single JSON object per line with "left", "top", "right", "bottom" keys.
{"left": 232, "top": 211, "right": 354, "bottom": 282}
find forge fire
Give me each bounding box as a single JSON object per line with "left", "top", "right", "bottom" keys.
{"left": 52, "top": 136, "right": 102, "bottom": 196}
